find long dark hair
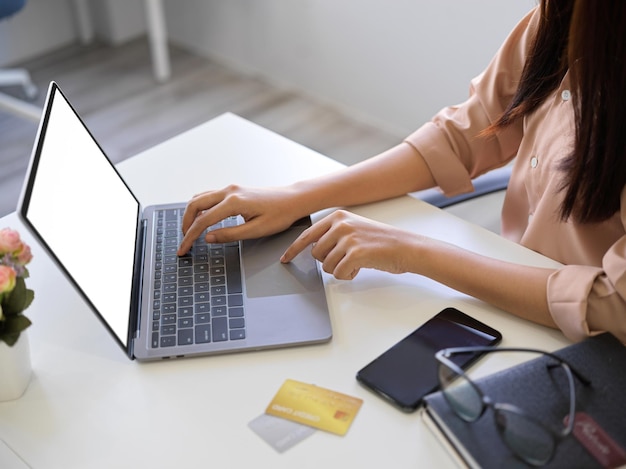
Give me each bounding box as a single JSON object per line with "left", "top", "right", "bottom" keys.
{"left": 489, "top": 0, "right": 626, "bottom": 223}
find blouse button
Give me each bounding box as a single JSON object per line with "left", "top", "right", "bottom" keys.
{"left": 530, "top": 156, "right": 538, "bottom": 168}
{"left": 561, "top": 89, "right": 571, "bottom": 101}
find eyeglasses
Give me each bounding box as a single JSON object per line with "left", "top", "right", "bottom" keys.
{"left": 435, "top": 346, "right": 591, "bottom": 467}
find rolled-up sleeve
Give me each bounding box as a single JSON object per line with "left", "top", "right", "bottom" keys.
{"left": 548, "top": 189, "right": 626, "bottom": 343}
{"left": 404, "top": 8, "right": 538, "bottom": 196}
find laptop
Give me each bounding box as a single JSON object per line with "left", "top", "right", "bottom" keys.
{"left": 17, "top": 82, "right": 332, "bottom": 361}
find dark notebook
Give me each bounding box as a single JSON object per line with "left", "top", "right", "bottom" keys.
{"left": 421, "top": 333, "right": 626, "bottom": 468}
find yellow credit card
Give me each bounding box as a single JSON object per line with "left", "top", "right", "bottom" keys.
{"left": 265, "top": 379, "right": 363, "bottom": 436}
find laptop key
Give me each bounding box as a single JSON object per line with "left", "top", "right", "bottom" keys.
{"left": 165, "top": 209, "right": 179, "bottom": 221}
{"left": 161, "top": 325, "right": 176, "bottom": 335}
{"left": 228, "top": 294, "right": 243, "bottom": 307}
{"left": 178, "top": 296, "right": 192, "bottom": 308}
{"left": 195, "top": 303, "right": 210, "bottom": 314}
{"left": 160, "top": 336, "right": 176, "bottom": 347}
{"left": 211, "top": 276, "right": 225, "bottom": 286}
{"left": 195, "top": 324, "right": 211, "bottom": 343}
{"left": 212, "top": 296, "right": 226, "bottom": 307}
{"left": 195, "top": 282, "right": 209, "bottom": 292}
{"left": 230, "top": 329, "right": 246, "bottom": 340}
{"left": 195, "top": 272, "right": 209, "bottom": 283}
{"left": 178, "top": 306, "right": 193, "bottom": 317}
{"left": 195, "top": 313, "right": 210, "bottom": 324}
{"left": 161, "top": 314, "right": 176, "bottom": 325}
{"left": 195, "top": 292, "right": 210, "bottom": 303}
{"left": 163, "top": 255, "right": 177, "bottom": 264}
{"left": 225, "top": 246, "right": 242, "bottom": 293}
{"left": 178, "top": 317, "right": 193, "bottom": 328}
{"left": 212, "top": 306, "right": 227, "bottom": 316}
{"left": 162, "top": 293, "right": 176, "bottom": 303}
{"left": 229, "top": 318, "right": 245, "bottom": 329}
{"left": 212, "top": 316, "right": 228, "bottom": 342}
{"left": 178, "top": 329, "right": 194, "bottom": 346}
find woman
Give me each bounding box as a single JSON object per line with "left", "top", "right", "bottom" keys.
{"left": 178, "top": 1, "right": 626, "bottom": 344}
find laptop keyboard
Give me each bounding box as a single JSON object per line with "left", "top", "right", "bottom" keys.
{"left": 150, "top": 208, "right": 246, "bottom": 348}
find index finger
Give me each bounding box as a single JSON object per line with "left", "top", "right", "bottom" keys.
{"left": 178, "top": 205, "right": 235, "bottom": 255}
{"left": 181, "top": 191, "right": 220, "bottom": 235}
{"left": 280, "top": 222, "right": 327, "bottom": 264}
{"left": 178, "top": 196, "right": 240, "bottom": 255}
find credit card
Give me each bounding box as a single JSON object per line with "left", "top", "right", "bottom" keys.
{"left": 265, "top": 379, "right": 363, "bottom": 436}
{"left": 249, "top": 414, "right": 316, "bottom": 453}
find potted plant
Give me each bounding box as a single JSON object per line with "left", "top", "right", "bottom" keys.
{"left": 0, "top": 227, "right": 34, "bottom": 401}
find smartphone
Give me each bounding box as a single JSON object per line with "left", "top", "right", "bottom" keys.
{"left": 356, "top": 307, "right": 502, "bottom": 412}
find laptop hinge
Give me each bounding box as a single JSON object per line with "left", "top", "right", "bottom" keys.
{"left": 127, "top": 217, "right": 147, "bottom": 360}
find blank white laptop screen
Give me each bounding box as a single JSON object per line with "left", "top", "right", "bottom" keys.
{"left": 23, "top": 87, "right": 140, "bottom": 345}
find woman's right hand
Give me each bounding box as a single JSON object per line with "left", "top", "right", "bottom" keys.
{"left": 177, "top": 184, "right": 306, "bottom": 255}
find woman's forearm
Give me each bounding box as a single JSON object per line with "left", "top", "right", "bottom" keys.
{"left": 289, "top": 142, "right": 436, "bottom": 216}
{"left": 412, "top": 235, "right": 558, "bottom": 328}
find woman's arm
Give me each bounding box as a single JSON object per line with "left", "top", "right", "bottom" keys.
{"left": 281, "top": 210, "right": 558, "bottom": 328}
{"left": 178, "top": 142, "right": 436, "bottom": 255}
{"left": 288, "top": 142, "right": 437, "bottom": 214}
{"left": 416, "top": 232, "right": 556, "bottom": 328}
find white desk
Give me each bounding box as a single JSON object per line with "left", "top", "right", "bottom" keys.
{"left": 0, "top": 113, "right": 568, "bottom": 468}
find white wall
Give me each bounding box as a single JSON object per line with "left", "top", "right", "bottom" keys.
{"left": 86, "top": 0, "right": 145, "bottom": 45}
{"left": 1, "top": 0, "right": 535, "bottom": 138}
{"left": 164, "top": 0, "right": 535, "bottom": 136}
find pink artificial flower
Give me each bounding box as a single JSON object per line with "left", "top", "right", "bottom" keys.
{"left": 15, "top": 242, "right": 33, "bottom": 266}
{"left": 0, "top": 265, "right": 17, "bottom": 295}
{"left": 0, "top": 228, "right": 23, "bottom": 256}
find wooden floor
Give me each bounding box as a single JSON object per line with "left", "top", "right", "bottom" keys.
{"left": 0, "top": 38, "right": 400, "bottom": 217}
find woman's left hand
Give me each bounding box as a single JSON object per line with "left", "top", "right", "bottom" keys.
{"left": 281, "top": 209, "right": 419, "bottom": 280}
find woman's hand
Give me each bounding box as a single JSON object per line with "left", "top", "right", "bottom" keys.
{"left": 281, "top": 209, "right": 557, "bottom": 332}
{"left": 281, "top": 210, "right": 420, "bottom": 280}
{"left": 178, "top": 184, "right": 306, "bottom": 255}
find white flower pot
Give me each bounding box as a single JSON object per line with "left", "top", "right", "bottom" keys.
{"left": 0, "top": 332, "right": 32, "bottom": 402}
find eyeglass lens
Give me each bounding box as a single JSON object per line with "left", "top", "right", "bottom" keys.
{"left": 438, "top": 361, "right": 556, "bottom": 466}
{"left": 494, "top": 408, "right": 555, "bottom": 466}
{"left": 438, "top": 362, "right": 483, "bottom": 421}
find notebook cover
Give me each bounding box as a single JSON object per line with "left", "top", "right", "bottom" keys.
{"left": 421, "top": 333, "right": 626, "bottom": 468}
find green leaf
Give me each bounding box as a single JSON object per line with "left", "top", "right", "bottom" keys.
{"left": 0, "top": 332, "right": 20, "bottom": 347}
{"left": 2, "top": 277, "right": 30, "bottom": 315}
{"left": 22, "top": 288, "right": 34, "bottom": 311}
{"left": 3, "top": 315, "right": 31, "bottom": 333}
{"left": 0, "top": 315, "right": 31, "bottom": 346}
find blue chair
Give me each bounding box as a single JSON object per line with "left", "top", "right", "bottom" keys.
{"left": 0, "top": 0, "right": 26, "bottom": 17}
{"left": 0, "top": 0, "right": 40, "bottom": 121}
{"left": 415, "top": 166, "right": 511, "bottom": 209}
{"left": 412, "top": 165, "right": 511, "bottom": 234}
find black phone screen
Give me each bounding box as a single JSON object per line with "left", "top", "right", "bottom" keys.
{"left": 356, "top": 307, "right": 502, "bottom": 412}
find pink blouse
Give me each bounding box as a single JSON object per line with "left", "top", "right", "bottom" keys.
{"left": 404, "top": 7, "right": 626, "bottom": 343}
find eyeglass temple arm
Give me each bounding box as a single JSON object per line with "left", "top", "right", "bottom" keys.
{"left": 546, "top": 362, "right": 591, "bottom": 386}
{"left": 439, "top": 346, "right": 592, "bottom": 386}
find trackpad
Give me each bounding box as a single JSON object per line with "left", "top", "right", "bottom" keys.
{"left": 242, "top": 226, "right": 323, "bottom": 298}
